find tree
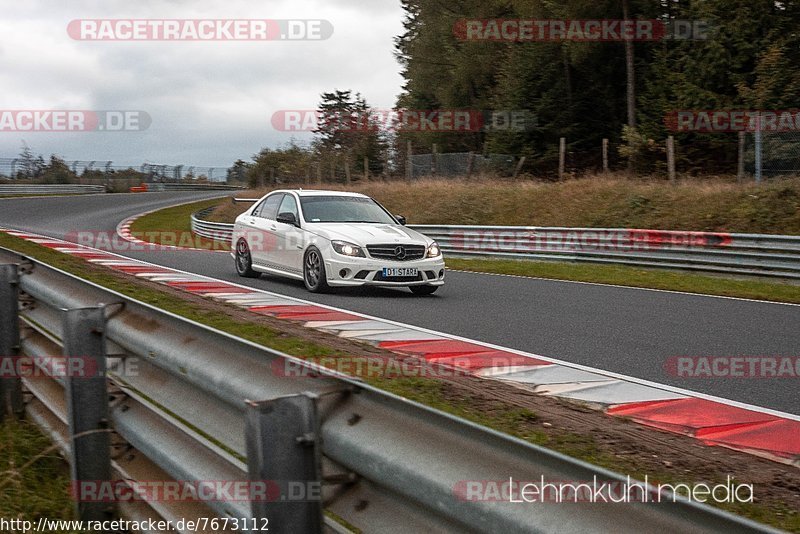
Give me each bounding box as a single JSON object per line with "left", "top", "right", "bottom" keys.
{"left": 313, "top": 90, "right": 388, "bottom": 178}
{"left": 247, "top": 141, "right": 313, "bottom": 188}
{"left": 227, "top": 159, "right": 252, "bottom": 184}
{"left": 17, "top": 142, "right": 44, "bottom": 179}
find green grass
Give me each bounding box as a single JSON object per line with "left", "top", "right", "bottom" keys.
{"left": 129, "top": 197, "right": 229, "bottom": 250}
{"left": 447, "top": 257, "right": 800, "bottom": 303}
{"left": 0, "top": 419, "right": 80, "bottom": 533}
{"left": 1, "top": 232, "right": 796, "bottom": 532}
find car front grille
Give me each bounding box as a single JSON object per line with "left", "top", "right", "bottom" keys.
{"left": 366, "top": 244, "right": 426, "bottom": 261}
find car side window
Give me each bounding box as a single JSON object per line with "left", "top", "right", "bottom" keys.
{"left": 277, "top": 194, "right": 299, "bottom": 222}
{"left": 254, "top": 194, "right": 283, "bottom": 220}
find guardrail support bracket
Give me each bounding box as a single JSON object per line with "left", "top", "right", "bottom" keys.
{"left": 0, "top": 264, "right": 23, "bottom": 421}
{"left": 63, "top": 306, "right": 112, "bottom": 522}
{"left": 245, "top": 393, "right": 323, "bottom": 534}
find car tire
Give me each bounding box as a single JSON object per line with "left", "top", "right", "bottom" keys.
{"left": 303, "top": 246, "right": 330, "bottom": 293}
{"left": 235, "top": 239, "right": 260, "bottom": 278}
{"left": 410, "top": 285, "right": 438, "bottom": 296}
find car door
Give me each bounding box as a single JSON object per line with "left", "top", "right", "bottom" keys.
{"left": 274, "top": 193, "right": 306, "bottom": 276}
{"left": 248, "top": 193, "right": 283, "bottom": 268}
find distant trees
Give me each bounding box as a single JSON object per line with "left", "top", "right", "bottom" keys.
{"left": 393, "top": 0, "right": 800, "bottom": 174}
{"left": 243, "top": 90, "right": 389, "bottom": 187}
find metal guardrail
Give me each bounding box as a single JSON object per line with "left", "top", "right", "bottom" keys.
{"left": 0, "top": 184, "right": 106, "bottom": 195}
{"left": 0, "top": 248, "right": 775, "bottom": 533}
{"left": 150, "top": 183, "right": 246, "bottom": 191}
{"left": 191, "top": 208, "right": 800, "bottom": 279}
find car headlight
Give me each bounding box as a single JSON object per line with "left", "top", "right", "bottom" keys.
{"left": 427, "top": 242, "right": 441, "bottom": 258}
{"left": 331, "top": 240, "right": 365, "bottom": 257}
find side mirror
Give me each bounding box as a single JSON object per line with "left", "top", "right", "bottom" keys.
{"left": 395, "top": 215, "right": 407, "bottom": 226}
{"left": 277, "top": 212, "right": 299, "bottom": 227}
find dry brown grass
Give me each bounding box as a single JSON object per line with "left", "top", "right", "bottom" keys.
{"left": 207, "top": 175, "right": 800, "bottom": 235}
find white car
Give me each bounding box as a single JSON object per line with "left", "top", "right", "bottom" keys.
{"left": 231, "top": 189, "right": 445, "bottom": 294}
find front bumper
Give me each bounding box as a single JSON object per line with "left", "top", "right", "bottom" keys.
{"left": 324, "top": 255, "right": 446, "bottom": 287}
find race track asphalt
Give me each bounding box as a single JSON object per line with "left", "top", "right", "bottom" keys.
{"left": 0, "top": 192, "right": 797, "bottom": 414}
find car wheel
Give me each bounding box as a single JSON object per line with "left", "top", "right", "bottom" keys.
{"left": 410, "top": 285, "right": 438, "bottom": 296}
{"left": 235, "top": 239, "right": 260, "bottom": 278}
{"left": 303, "top": 246, "right": 330, "bottom": 293}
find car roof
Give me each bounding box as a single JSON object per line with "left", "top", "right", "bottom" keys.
{"left": 267, "top": 189, "right": 369, "bottom": 198}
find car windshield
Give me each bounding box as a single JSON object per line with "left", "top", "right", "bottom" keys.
{"left": 300, "top": 195, "right": 397, "bottom": 224}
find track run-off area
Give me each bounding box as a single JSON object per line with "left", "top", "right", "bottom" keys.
{"left": 0, "top": 191, "right": 797, "bottom": 415}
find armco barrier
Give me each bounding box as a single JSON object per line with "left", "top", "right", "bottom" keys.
{"left": 191, "top": 208, "right": 800, "bottom": 279}
{"left": 0, "top": 247, "right": 776, "bottom": 533}
{"left": 0, "top": 184, "right": 105, "bottom": 195}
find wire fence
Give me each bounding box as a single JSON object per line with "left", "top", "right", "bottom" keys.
{"left": 744, "top": 130, "right": 800, "bottom": 178}
{"left": 409, "top": 152, "right": 518, "bottom": 178}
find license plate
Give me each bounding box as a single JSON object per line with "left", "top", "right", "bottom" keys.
{"left": 383, "top": 267, "right": 418, "bottom": 277}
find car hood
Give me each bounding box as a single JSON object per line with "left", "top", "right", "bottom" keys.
{"left": 305, "top": 223, "right": 431, "bottom": 246}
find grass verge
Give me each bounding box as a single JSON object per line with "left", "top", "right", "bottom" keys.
{"left": 209, "top": 176, "right": 800, "bottom": 235}
{"left": 128, "top": 197, "right": 229, "bottom": 251}
{"left": 0, "top": 231, "right": 797, "bottom": 531}
{"left": 0, "top": 419, "right": 79, "bottom": 533}
{"left": 447, "top": 257, "right": 800, "bottom": 303}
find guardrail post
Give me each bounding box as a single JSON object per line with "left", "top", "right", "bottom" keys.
{"left": 0, "top": 264, "right": 23, "bottom": 421}
{"left": 63, "top": 307, "right": 112, "bottom": 522}
{"left": 245, "top": 393, "right": 322, "bottom": 534}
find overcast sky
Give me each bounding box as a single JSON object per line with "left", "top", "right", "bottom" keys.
{"left": 0, "top": 0, "right": 405, "bottom": 167}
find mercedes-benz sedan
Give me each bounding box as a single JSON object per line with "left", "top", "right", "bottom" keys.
{"left": 232, "top": 190, "right": 445, "bottom": 294}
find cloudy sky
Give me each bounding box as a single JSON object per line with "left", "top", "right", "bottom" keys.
{"left": 0, "top": 0, "right": 406, "bottom": 167}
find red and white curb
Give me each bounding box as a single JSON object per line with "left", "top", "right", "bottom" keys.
{"left": 116, "top": 204, "right": 230, "bottom": 253}
{"left": 3, "top": 227, "right": 799, "bottom": 467}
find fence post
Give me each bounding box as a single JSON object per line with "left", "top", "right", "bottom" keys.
{"left": 466, "top": 151, "right": 475, "bottom": 179}
{"left": 602, "top": 138, "right": 609, "bottom": 173}
{"left": 245, "top": 394, "right": 322, "bottom": 534}
{"left": 666, "top": 135, "right": 676, "bottom": 182}
{"left": 431, "top": 144, "right": 438, "bottom": 176}
{"left": 363, "top": 156, "right": 369, "bottom": 181}
{"left": 558, "top": 137, "right": 566, "bottom": 180}
{"left": 737, "top": 131, "right": 745, "bottom": 183}
{"left": 344, "top": 157, "right": 351, "bottom": 185}
{"left": 316, "top": 163, "right": 322, "bottom": 184}
{"left": 0, "top": 264, "right": 23, "bottom": 421}
{"left": 406, "top": 141, "right": 413, "bottom": 180}
{"left": 63, "top": 307, "right": 112, "bottom": 522}
{"left": 754, "top": 115, "right": 762, "bottom": 184}
{"left": 513, "top": 156, "right": 526, "bottom": 179}
{"left": 269, "top": 167, "right": 276, "bottom": 185}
